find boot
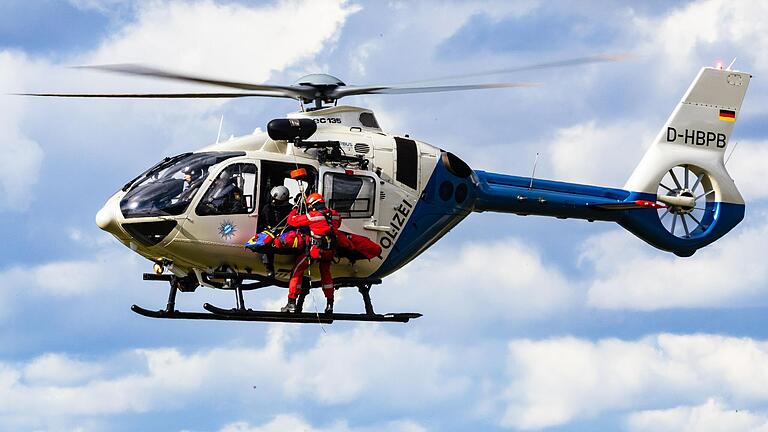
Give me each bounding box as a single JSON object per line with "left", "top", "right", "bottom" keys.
{"left": 263, "top": 254, "right": 275, "bottom": 279}
{"left": 281, "top": 298, "right": 297, "bottom": 313}
{"left": 324, "top": 298, "right": 334, "bottom": 315}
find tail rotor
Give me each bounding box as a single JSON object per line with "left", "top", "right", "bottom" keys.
{"left": 656, "top": 165, "right": 715, "bottom": 239}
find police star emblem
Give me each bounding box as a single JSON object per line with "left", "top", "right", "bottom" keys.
{"left": 218, "top": 219, "right": 237, "bottom": 239}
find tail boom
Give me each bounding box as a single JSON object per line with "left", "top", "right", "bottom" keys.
{"left": 472, "top": 171, "right": 743, "bottom": 257}
{"left": 473, "top": 171, "right": 630, "bottom": 222}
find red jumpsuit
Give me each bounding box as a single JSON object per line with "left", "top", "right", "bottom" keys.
{"left": 286, "top": 207, "right": 341, "bottom": 300}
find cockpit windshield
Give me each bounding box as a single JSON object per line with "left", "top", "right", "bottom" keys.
{"left": 120, "top": 152, "right": 244, "bottom": 218}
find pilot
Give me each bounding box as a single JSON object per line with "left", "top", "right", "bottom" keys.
{"left": 281, "top": 192, "right": 341, "bottom": 314}
{"left": 259, "top": 185, "right": 293, "bottom": 278}
{"left": 175, "top": 165, "right": 205, "bottom": 204}
{"left": 182, "top": 166, "right": 203, "bottom": 191}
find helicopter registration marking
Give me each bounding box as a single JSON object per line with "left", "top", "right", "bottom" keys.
{"left": 666, "top": 127, "right": 726, "bottom": 148}
{"left": 379, "top": 199, "right": 414, "bottom": 250}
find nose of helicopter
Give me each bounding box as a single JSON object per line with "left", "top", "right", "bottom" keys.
{"left": 95, "top": 201, "right": 118, "bottom": 233}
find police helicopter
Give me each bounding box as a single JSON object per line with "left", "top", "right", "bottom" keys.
{"left": 22, "top": 56, "right": 751, "bottom": 324}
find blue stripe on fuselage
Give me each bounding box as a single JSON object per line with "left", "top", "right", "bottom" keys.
{"left": 373, "top": 157, "right": 475, "bottom": 278}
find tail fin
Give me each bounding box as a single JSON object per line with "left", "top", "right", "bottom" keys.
{"left": 621, "top": 66, "right": 751, "bottom": 256}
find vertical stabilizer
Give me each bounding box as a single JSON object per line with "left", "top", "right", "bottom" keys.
{"left": 624, "top": 67, "right": 750, "bottom": 203}
{"left": 620, "top": 66, "right": 751, "bottom": 255}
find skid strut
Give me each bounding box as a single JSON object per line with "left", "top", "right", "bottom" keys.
{"left": 358, "top": 284, "right": 375, "bottom": 315}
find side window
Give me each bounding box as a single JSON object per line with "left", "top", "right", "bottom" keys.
{"left": 323, "top": 173, "right": 375, "bottom": 218}
{"left": 283, "top": 177, "right": 312, "bottom": 205}
{"left": 395, "top": 137, "right": 418, "bottom": 189}
{"left": 196, "top": 163, "right": 257, "bottom": 216}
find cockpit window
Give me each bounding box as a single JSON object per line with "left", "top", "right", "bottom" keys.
{"left": 196, "top": 163, "right": 257, "bottom": 216}
{"left": 120, "top": 152, "right": 244, "bottom": 218}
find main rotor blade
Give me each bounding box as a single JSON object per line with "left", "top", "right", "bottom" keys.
{"left": 333, "top": 82, "right": 539, "bottom": 98}
{"left": 77, "top": 64, "right": 312, "bottom": 99}
{"left": 399, "top": 53, "right": 629, "bottom": 84}
{"left": 15, "top": 91, "right": 294, "bottom": 99}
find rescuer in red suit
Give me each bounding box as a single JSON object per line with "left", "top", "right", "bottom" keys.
{"left": 281, "top": 192, "right": 341, "bottom": 314}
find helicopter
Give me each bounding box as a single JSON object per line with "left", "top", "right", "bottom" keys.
{"left": 22, "top": 56, "right": 751, "bottom": 324}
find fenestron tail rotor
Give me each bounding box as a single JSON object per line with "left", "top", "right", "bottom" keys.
{"left": 656, "top": 164, "right": 715, "bottom": 239}
{"left": 15, "top": 53, "right": 626, "bottom": 108}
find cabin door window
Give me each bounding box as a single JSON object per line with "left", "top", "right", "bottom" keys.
{"left": 323, "top": 173, "right": 376, "bottom": 218}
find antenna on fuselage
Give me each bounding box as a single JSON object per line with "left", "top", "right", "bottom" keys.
{"left": 725, "top": 141, "right": 740, "bottom": 165}
{"left": 529, "top": 152, "right": 540, "bottom": 190}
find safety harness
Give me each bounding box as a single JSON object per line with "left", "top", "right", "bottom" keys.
{"left": 311, "top": 207, "right": 337, "bottom": 251}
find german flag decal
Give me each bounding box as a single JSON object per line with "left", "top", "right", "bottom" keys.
{"left": 719, "top": 109, "right": 736, "bottom": 122}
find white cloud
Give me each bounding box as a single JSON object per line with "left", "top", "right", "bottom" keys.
{"left": 502, "top": 333, "right": 768, "bottom": 430}
{"left": 728, "top": 139, "right": 768, "bottom": 202}
{"left": 383, "top": 238, "right": 577, "bottom": 326}
{"left": 632, "top": 1, "right": 768, "bottom": 102}
{"left": 582, "top": 215, "right": 768, "bottom": 310}
{"left": 220, "top": 414, "right": 427, "bottom": 432}
{"left": 0, "top": 249, "right": 143, "bottom": 297}
{"left": 0, "top": 326, "right": 461, "bottom": 429}
{"left": 0, "top": 0, "right": 359, "bottom": 211}
{"left": 282, "top": 326, "right": 468, "bottom": 404}
{"left": 626, "top": 399, "right": 768, "bottom": 432}
{"left": 83, "top": 0, "right": 360, "bottom": 83}
{"left": 545, "top": 120, "right": 652, "bottom": 187}
{"left": 634, "top": 1, "right": 765, "bottom": 65}
{"left": 0, "top": 241, "right": 150, "bottom": 328}
{"left": 0, "top": 51, "right": 44, "bottom": 211}
{"left": 22, "top": 354, "right": 105, "bottom": 387}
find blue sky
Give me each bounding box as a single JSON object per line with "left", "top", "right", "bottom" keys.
{"left": 1, "top": 1, "right": 768, "bottom": 431}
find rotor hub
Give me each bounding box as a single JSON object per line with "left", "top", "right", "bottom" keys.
{"left": 656, "top": 165, "right": 715, "bottom": 239}
{"left": 293, "top": 73, "right": 346, "bottom": 87}
{"left": 666, "top": 189, "right": 696, "bottom": 214}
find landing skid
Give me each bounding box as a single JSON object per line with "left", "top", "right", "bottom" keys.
{"left": 131, "top": 304, "right": 336, "bottom": 323}
{"left": 203, "top": 303, "right": 421, "bottom": 323}
{"left": 132, "top": 272, "right": 421, "bottom": 324}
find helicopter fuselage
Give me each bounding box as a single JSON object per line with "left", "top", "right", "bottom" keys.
{"left": 96, "top": 105, "right": 476, "bottom": 286}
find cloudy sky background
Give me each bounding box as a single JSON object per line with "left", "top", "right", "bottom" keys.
{"left": 1, "top": 0, "right": 768, "bottom": 431}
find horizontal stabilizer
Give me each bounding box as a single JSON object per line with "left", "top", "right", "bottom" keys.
{"left": 591, "top": 200, "right": 667, "bottom": 211}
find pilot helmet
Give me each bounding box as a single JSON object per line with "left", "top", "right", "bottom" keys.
{"left": 270, "top": 185, "right": 290, "bottom": 203}
{"left": 182, "top": 165, "right": 202, "bottom": 180}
